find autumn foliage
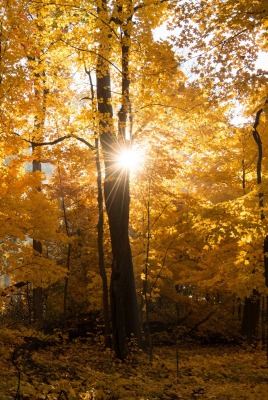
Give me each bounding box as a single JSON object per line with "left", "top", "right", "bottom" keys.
{"left": 0, "top": 0, "right": 268, "bottom": 397}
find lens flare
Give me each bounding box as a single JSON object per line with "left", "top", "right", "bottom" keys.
{"left": 117, "top": 147, "right": 142, "bottom": 171}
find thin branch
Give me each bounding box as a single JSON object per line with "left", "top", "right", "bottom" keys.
{"left": 150, "top": 237, "right": 177, "bottom": 292}
{"left": 188, "top": 311, "right": 215, "bottom": 335}
{"left": 133, "top": 0, "right": 170, "bottom": 12}
{"left": 60, "top": 39, "right": 123, "bottom": 75}
{"left": 82, "top": 10, "right": 119, "bottom": 39}
{"left": 75, "top": 136, "right": 96, "bottom": 150}
{"left": 151, "top": 204, "right": 169, "bottom": 229}
{"left": 12, "top": 132, "right": 96, "bottom": 150}
{"left": 139, "top": 103, "right": 187, "bottom": 112}
{"left": 180, "top": 28, "right": 248, "bottom": 66}
{"left": 31, "top": 0, "right": 119, "bottom": 39}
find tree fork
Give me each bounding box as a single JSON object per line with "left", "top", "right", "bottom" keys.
{"left": 96, "top": 2, "right": 141, "bottom": 359}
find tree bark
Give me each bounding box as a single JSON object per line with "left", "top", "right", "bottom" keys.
{"left": 104, "top": 166, "right": 141, "bottom": 359}
{"left": 56, "top": 163, "right": 72, "bottom": 327}
{"left": 96, "top": 6, "right": 141, "bottom": 358}
{"left": 241, "top": 103, "right": 268, "bottom": 343}
{"left": 84, "top": 68, "right": 112, "bottom": 347}
{"left": 31, "top": 59, "right": 47, "bottom": 325}
{"left": 95, "top": 137, "right": 112, "bottom": 348}
{"left": 32, "top": 155, "right": 43, "bottom": 325}
{"left": 241, "top": 289, "right": 260, "bottom": 343}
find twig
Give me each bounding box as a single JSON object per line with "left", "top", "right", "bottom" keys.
{"left": 14, "top": 371, "right": 21, "bottom": 400}
{"left": 188, "top": 311, "right": 215, "bottom": 336}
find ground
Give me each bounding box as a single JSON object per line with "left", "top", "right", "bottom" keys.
{"left": 0, "top": 330, "right": 268, "bottom": 399}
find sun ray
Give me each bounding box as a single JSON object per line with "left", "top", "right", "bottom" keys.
{"left": 102, "top": 143, "right": 145, "bottom": 209}
{"left": 116, "top": 146, "right": 142, "bottom": 172}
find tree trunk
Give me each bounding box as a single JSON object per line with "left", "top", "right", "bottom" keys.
{"left": 241, "top": 289, "right": 260, "bottom": 343}
{"left": 143, "top": 176, "right": 153, "bottom": 360}
{"left": 95, "top": 137, "right": 112, "bottom": 348}
{"left": 96, "top": 0, "right": 141, "bottom": 359}
{"left": 104, "top": 166, "right": 141, "bottom": 359}
{"left": 264, "top": 236, "right": 268, "bottom": 361}
{"left": 96, "top": 57, "right": 141, "bottom": 360}
{"left": 30, "top": 54, "right": 47, "bottom": 325}
{"left": 84, "top": 67, "right": 112, "bottom": 348}
{"left": 32, "top": 284, "right": 43, "bottom": 325}
{"left": 56, "top": 163, "right": 72, "bottom": 327}
{"left": 32, "top": 156, "right": 43, "bottom": 325}
{"left": 240, "top": 103, "right": 267, "bottom": 343}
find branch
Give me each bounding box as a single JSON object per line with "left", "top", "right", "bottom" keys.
{"left": 188, "top": 311, "right": 215, "bottom": 336}
{"left": 60, "top": 39, "right": 123, "bottom": 75}
{"left": 139, "top": 103, "right": 187, "bottom": 112}
{"left": 252, "top": 99, "right": 268, "bottom": 215}
{"left": 13, "top": 133, "right": 96, "bottom": 150}
{"left": 1, "top": 282, "right": 28, "bottom": 297}
{"left": 75, "top": 136, "right": 96, "bottom": 150}
{"left": 252, "top": 104, "right": 266, "bottom": 185}
{"left": 31, "top": 1, "right": 119, "bottom": 39}
{"left": 180, "top": 28, "right": 248, "bottom": 66}
{"left": 133, "top": 0, "right": 170, "bottom": 12}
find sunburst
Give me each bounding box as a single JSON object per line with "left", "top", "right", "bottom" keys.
{"left": 116, "top": 146, "right": 143, "bottom": 172}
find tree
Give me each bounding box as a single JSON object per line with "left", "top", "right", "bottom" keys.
{"left": 166, "top": 0, "right": 268, "bottom": 343}
{"left": 0, "top": 0, "right": 72, "bottom": 315}
{"left": 56, "top": 0, "right": 183, "bottom": 358}
{"left": 4, "top": 0, "right": 268, "bottom": 357}
{"left": 170, "top": 0, "right": 268, "bottom": 107}
{"left": 46, "top": 145, "right": 102, "bottom": 320}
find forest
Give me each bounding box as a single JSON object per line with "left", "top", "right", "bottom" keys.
{"left": 0, "top": 0, "right": 268, "bottom": 398}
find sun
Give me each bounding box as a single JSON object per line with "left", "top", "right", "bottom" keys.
{"left": 117, "top": 146, "right": 142, "bottom": 172}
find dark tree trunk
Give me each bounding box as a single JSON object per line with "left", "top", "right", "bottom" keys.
{"left": 56, "top": 164, "right": 72, "bottom": 328}
{"left": 32, "top": 156, "right": 43, "bottom": 325}
{"left": 30, "top": 59, "right": 47, "bottom": 326}
{"left": 32, "top": 284, "right": 43, "bottom": 325}
{"left": 264, "top": 236, "right": 268, "bottom": 288}
{"left": 240, "top": 103, "right": 268, "bottom": 343}
{"left": 84, "top": 68, "right": 112, "bottom": 347}
{"left": 264, "top": 236, "right": 268, "bottom": 360}
{"left": 96, "top": 24, "right": 141, "bottom": 358}
{"left": 104, "top": 166, "right": 141, "bottom": 359}
{"left": 241, "top": 289, "right": 260, "bottom": 343}
{"left": 95, "top": 137, "right": 112, "bottom": 348}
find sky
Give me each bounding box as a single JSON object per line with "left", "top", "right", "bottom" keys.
{"left": 256, "top": 51, "right": 268, "bottom": 70}
{"left": 154, "top": 26, "right": 268, "bottom": 72}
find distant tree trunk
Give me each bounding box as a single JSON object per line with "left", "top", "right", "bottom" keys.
{"left": 241, "top": 103, "right": 268, "bottom": 343}
{"left": 253, "top": 102, "right": 268, "bottom": 360}
{"left": 261, "top": 295, "right": 266, "bottom": 349}
{"left": 85, "top": 68, "right": 112, "bottom": 348}
{"left": 143, "top": 176, "right": 153, "bottom": 361}
{"left": 32, "top": 153, "right": 43, "bottom": 325}
{"left": 56, "top": 163, "right": 71, "bottom": 327}
{"left": 30, "top": 56, "right": 47, "bottom": 325}
{"left": 95, "top": 137, "right": 112, "bottom": 348}
{"left": 241, "top": 289, "right": 260, "bottom": 343}
{"left": 264, "top": 236, "right": 268, "bottom": 361}
{"left": 63, "top": 243, "right": 71, "bottom": 326}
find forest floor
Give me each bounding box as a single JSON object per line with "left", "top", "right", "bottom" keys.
{"left": 0, "top": 329, "right": 268, "bottom": 400}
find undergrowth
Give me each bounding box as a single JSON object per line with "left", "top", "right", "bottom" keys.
{"left": 0, "top": 328, "right": 267, "bottom": 399}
